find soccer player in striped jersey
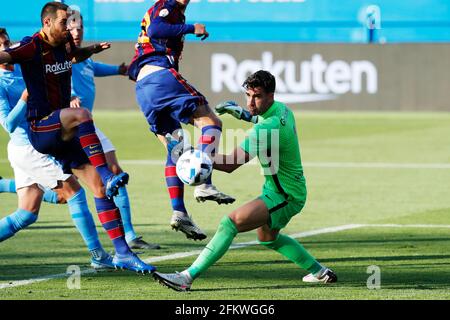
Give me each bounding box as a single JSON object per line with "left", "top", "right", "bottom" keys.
{"left": 68, "top": 15, "right": 160, "bottom": 250}
{"left": 153, "top": 70, "right": 337, "bottom": 291}
{"left": 0, "top": 2, "right": 155, "bottom": 273}
{"left": 0, "top": 27, "right": 114, "bottom": 270}
{"left": 129, "top": 0, "right": 235, "bottom": 241}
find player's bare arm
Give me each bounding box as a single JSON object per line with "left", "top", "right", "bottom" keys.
{"left": 72, "top": 42, "right": 111, "bottom": 63}
{"left": 0, "top": 51, "right": 12, "bottom": 64}
{"left": 213, "top": 147, "right": 252, "bottom": 173}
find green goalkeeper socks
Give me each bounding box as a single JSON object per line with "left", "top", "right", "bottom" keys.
{"left": 187, "top": 215, "right": 238, "bottom": 279}
{"left": 259, "top": 233, "right": 323, "bottom": 274}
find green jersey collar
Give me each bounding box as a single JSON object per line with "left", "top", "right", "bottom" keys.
{"left": 260, "top": 101, "right": 279, "bottom": 119}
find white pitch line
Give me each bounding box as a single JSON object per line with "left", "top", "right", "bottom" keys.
{"left": 0, "top": 224, "right": 362, "bottom": 290}
{"left": 2, "top": 223, "right": 450, "bottom": 290}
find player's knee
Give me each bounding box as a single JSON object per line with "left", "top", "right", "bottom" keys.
{"left": 76, "top": 108, "right": 92, "bottom": 123}
{"left": 227, "top": 214, "right": 244, "bottom": 231}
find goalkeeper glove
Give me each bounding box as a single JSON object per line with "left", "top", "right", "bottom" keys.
{"left": 215, "top": 101, "right": 258, "bottom": 124}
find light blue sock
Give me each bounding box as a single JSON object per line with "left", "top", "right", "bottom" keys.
{"left": 42, "top": 188, "right": 59, "bottom": 204}
{"left": 0, "top": 209, "right": 38, "bottom": 242}
{"left": 67, "top": 188, "right": 102, "bottom": 251}
{"left": 0, "top": 178, "right": 16, "bottom": 193}
{"left": 113, "top": 186, "right": 137, "bottom": 243}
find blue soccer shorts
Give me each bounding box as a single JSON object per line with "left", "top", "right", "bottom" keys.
{"left": 28, "top": 110, "right": 90, "bottom": 173}
{"left": 135, "top": 68, "right": 208, "bottom": 135}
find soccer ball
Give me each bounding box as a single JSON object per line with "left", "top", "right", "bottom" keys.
{"left": 176, "top": 149, "right": 213, "bottom": 186}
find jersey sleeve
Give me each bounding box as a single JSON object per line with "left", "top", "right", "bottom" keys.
{"left": 240, "top": 119, "right": 278, "bottom": 159}
{"left": 5, "top": 37, "right": 36, "bottom": 64}
{"left": 92, "top": 61, "right": 120, "bottom": 77}
{"left": 65, "top": 34, "right": 78, "bottom": 60}
{"left": 147, "top": 0, "right": 195, "bottom": 38}
{"left": 0, "top": 86, "right": 27, "bottom": 134}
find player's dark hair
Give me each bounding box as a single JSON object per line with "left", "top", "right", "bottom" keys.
{"left": 41, "top": 1, "right": 69, "bottom": 26}
{"left": 0, "top": 27, "right": 8, "bottom": 37}
{"left": 243, "top": 70, "right": 276, "bottom": 93}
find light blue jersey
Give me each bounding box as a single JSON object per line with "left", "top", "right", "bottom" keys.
{"left": 71, "top": 58, "right": 119, "bottom": 112}
{"left": 0, "top": 66, "right": 30, "bottom": 146}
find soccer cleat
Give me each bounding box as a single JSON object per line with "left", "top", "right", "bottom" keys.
{"left": 194, "top": 184, "right": 235, "bottom": 205}
{"left": 90, "top": 253, "right": 115, "bottom": 271}
{"left": 302, "top": 268, "right": 337, "bottom": 284}
{"left": 153, "top": 271, "right": 192, "bottom": 292}
{"left": 105, "top": 172, "right": 129, "bottom": 199}
{"left": 112, "top": 252, "right": 156, "bottom": 274}
{"left": 170, "top": 211, "right": 207, "bottom": 241}
{"left": 128, "top": 236, "right": 161, "bottom": 250}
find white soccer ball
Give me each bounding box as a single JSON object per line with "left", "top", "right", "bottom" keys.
{"left": 176, "top": 149, "right": 213, "bottom": 186}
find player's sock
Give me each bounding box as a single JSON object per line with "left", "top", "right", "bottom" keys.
{"left": 0, "top": 178, "right": 16, "bottom": 193}
{"left": 165, "top": 155, "right": 187, "bottom": 213}
{"left": 198, "top": 125, "right": 221, "bottom": 185}
{"left": 113, "top": 186, "right": 137, "bottom": 243}
{"left": 42, "top": 189, "right": 59, "bottom": 204}
{"left": 94, "top": 197, "right": 130, "bottom": 255}
{"left": 187, "top": 215, "right": 238, "bottom": 279}
{"left": 0, "top": 209, "right": 38, "bottom": 242}
{"left": 259, "top": 234, "right": 323, "bottom": 274}
{"left": 77, "top": 120, "right": 112, "bottom": 183}
{"left": 68, "top": 188, "right": 102, "bottom": 251}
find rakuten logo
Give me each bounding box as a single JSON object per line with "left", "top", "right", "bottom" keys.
{"left": 45, "top": 61, "right": 72, "bottom": 75}
{"left": 212, "top": 52, "right": 378, "bottom": 103}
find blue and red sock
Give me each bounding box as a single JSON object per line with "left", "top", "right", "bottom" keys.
{"left": 165, "top": 155, "right": 187, "bottom": 213}
{"left": 77, "top": 120, "right": 112, "bottom": 184}
{"left": 94, "top": 197, "right": 130, "bottom": 255}
{"left": 198, "top": 125, "right": 222, "bottom": 185}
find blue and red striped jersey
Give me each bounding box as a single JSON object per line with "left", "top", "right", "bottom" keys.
{"left": 6, "top": 31, "right": 76, "bottom": 121}
{"left": 128, "top": 0, "right": 195, "bottom": 81}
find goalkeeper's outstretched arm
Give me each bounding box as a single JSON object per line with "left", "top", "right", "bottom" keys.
{"left": 215, "top": 101, "right": 258, "bottom": 124}
{"left": 213, "top": 147, "right": 252, "bottom": 173}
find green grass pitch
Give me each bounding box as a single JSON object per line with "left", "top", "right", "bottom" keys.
{"left": 1, "top": 110, "right": 450, "bottom": 300}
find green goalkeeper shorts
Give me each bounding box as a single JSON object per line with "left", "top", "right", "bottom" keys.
{"left": 259, "top": 189, "right": 306, "bottom": 230}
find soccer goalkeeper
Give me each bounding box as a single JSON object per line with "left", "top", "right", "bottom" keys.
{"left": 153, "top": 70, "right": 337, "bottom": 291}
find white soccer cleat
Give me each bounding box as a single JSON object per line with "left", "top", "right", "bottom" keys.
{"left": 170, "top": 211, "right": 207, "bottom": 241}
{"left": 302, "top": 268, "right": 338, "bottom": 284}
{"left": 194, "top": 184, "right": 235, "bottom": 205}
{"left": 153, "top": 271, "right": 192, "bottom": 292}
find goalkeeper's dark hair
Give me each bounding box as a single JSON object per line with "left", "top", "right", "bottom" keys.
{"left": 243, "top": 70, "right": 276, "bottom": 94}
{"left": 41, "top": 1, "right": 69, "bottom": 26}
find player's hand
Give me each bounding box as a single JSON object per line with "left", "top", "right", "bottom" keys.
{"left": 215, "top": 101, "right": 242, "bottom": 118}
{"left": 20, "top": 89, "right": 28, "bottom": 103}
{"left": 194, "top": 23, "right": 209, "bottom": 41}
{"left": 118, "top": 62, "right": 128, "bottom": 76}
{"left": 93, "top": 42, "right": 111, "bottom": 53}
{"left": 215, "top": 101, "right": 258, "bottom": 123}
{"left": 70, "top": 96, "right": 81, "bottom": 108}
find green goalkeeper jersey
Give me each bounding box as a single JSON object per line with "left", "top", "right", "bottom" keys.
{"left": 240, "top": 101, "right": 306, "bottom": 202}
